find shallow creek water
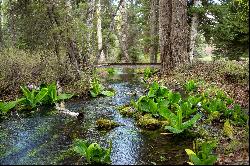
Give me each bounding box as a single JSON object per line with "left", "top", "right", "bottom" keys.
{"left": 0, "top": 68, "right": 192, "bottom": 165}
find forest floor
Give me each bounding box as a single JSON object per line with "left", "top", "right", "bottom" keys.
{"left": 146, "top": 60, "right": 249, "bottom": 165}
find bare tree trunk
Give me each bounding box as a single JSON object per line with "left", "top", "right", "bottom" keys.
{"left": 150, "top": 0, "right": 159, "bottom": 63}
{"left": 189, "top": 0, "right": 202, "bottom": 63}
{"left": 85, "top": 0, "right": 95, "bottom": 67}
{"left": 9, "top": 0, "right": 17, "bottom": 47}
{"left": 159, "top": 0, "right": 189, "bottom": 74}
{"left": 119, "top": 0, "right": 129, "bottom": 62}
{"left": 96, "top": 0, "right": 105, "bottom": 63}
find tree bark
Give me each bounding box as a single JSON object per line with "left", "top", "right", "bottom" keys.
{"left": 9, "top": 0, "right": 17, "bottom": 46}
{"left": 119, "top": 0, "right": 129, "bottom": 62}
{"left": 149, "top": 0, "right": 159, "bottom": 63}
{"left": 189, "top": 0, "right": 202, "bottom": 64}
{"left": 0, "top": 0, "right": 3, "bottom": 49}
{"left": 159, "top": 0, "right": 189, "bottom": 74}
{"left": 85, "top": 0, "right": 95, "bottom": 67}
{"left": 96, "top": 0, "right": 105, "bottom": 63}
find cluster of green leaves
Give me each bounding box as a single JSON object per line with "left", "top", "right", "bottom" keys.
{"left": 159, "top": 103, "right": 201, "bottom": 134}
{"left": 73, "top": 139, "right": 111, "bottom": 164}
{"left": 183, "top": 80, "right": 198, "bottom": 92}
{"left": 200, "top": 89, "right": 248, "bottom": 126}
{"left": 19, "top": 83, "right": 73, "bottom": 110}
{"left": 131, "top": 82, "right": 201, "bottom": 134}
{"left": 185, "top": 140, "right": 217, "bottom": 165}
{"left": 39, "top": 83, "right": 74, "bottom": 105}
{"left": 0, "top": 83, "right": 74, "bottom": 115}
{"left": 143, "top": 67, "right": 154, "bottom": 79}
{"left": 106, "top": 68, "right": 116, "bottom": 76}
{"left": 90, "top": 78, "right": 115, "bottom": 98}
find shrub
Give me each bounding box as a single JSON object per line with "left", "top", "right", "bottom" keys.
{"left": 0, "top": 48, "right": 89, "bottom": 101}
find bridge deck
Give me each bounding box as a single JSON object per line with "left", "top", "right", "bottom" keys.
{"left": 96, "top": 63, "right": 161, "bottom": 68}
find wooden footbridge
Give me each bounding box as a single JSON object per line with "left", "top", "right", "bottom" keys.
{"left": 96, "top": 63, "right": 161, "bottom": 68}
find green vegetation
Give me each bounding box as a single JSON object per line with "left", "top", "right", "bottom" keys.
{"left": 185, "top": 140, "right": 217, "bottom": 165}
{"left": 183, "top": 80, "right": 198, "bottom": 92}
{"left": 90, "top": 78, "right": 115, "bottom": 98}
{"left": 73, "top": 139, "right": 111, "bottom": 164}
{"left": 40, "top": 83, "right": 74, "bottom": 105}
{"left": 159, "top": 103, "right": 201, "bottom": 134}
{"left": 19, "top": 86, "right": 49, "bottom": 109}
{"left": 0, "top": 99, "right": 22, "bottom": 114}
{"left": 131, "top": 82, "right": 201, "bottom": 133}
{"left": 0, "top": 83, "right": 74, "bottom": 117}
{"left": 143, "top": 67, "right": 155, "bottom": 79}
{"left": 107, "top": 68, "right": 116, "bottom": 76}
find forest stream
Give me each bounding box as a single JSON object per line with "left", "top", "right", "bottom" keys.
{"left": 0, "top": 68, "right": 193, "bottom": 165}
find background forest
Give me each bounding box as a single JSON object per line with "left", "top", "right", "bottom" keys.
{"left": 0, "top": 0, "right": 249, "bottom": 165}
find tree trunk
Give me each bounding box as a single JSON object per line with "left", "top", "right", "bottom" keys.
{"left": 85, "top": 0, "right": 95, "bottom": 67}
{"left": 96, "top": 0, "right": 105, "bottom": 63}
{"left": 119, "top": 0, "right": 129, "bottom": 62}
{"left": 0, "top": 0, "right": 3, "bottom": 49}
{"left": 9, "top": 0, "right": 17, "bottom": 46}
{"left": 159, "top": 0, "right": 189, "bottom": 74}
{"left": 65, "top": 1, "right": 81, "bottom": 78}
{"left": 149, "top": 0, "right": 159, "bottom": 63}
{"left": 189, "top": 0, "right": 202, "bottom": 63}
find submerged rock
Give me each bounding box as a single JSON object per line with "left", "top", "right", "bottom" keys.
{"left": 96, "top": 118, "right": 120, "bottom": 130}
{"left": 117, "top": 106, "right": 136, "bottom": 117}
{"left": 137, "top": 114, "right": 161, "bottom": 130}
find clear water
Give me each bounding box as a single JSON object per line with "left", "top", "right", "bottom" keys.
{"left": 0, "top": 68, "right": 192, "bottom": 165}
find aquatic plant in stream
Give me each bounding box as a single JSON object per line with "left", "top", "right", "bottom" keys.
{"left": 158, "top": 103, "right": 201, "bottom": 134}
{"left": 73, "top": 139, "right": 111, "bottom": 164}
{"left": 90, "top": 78, "right": 115, "bottom": 98}
{"left": 185, "top": 140, "right": 217, "bottom": 165}
{"left": 0, "top": 98, "right": 24, "bottom": 114}
{"left": 40, "top": 83, "right": 74, "bottom": 105}
{"left": 131, "top": 82, "right": 181, "bottom": 115}
{"left": 19, "top": 86, "right": 48, "bottom": 109}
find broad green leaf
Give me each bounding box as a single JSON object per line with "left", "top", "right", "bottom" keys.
{"left": 0, "top": 101, "right": 17, "bottom": 113}
{"left": 182, "top": 113, "right": 201, "bottom": 130}
{"left": 49, "top": 84, "right": 57, "bottom": 102}
{"left": 57, "top": 93, "right": 74, "bottom": 100}
{"left": 158, "top": 106, "right": 176, "bottom": 121}
{"left": 168, "top": 91, "right": 181, "bottom": 104}
{"left": 164, "top": 126, "right": 184, "bottom": 134}
{"left": 90, "top": 90, "right": 98, "bottom": 97}
{"left": 157, "top": 86, "right": 169, "bottom": 98}
{"left": 20, "top": 86, "right": 32, "bottom": 100}
{"left": 185, "top": 149, "right": 196, "bottom": 156}
{"left": 73, "top": 139, "right": 88, "bottom": 156}
{"left": 35, "top": 88, "right": 48, "bottom": 105}
{"left": 101, "top": 90, "right": 115, "bottom": 97}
